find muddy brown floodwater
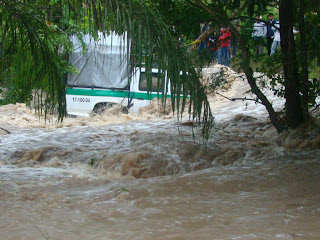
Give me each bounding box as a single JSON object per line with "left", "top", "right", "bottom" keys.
{"left": 0, "top": 65, "right": 319, "bottom": 240}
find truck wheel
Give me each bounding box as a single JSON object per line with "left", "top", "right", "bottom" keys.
{"left": 92, "top": 102, "right": 114, "bottom": 116}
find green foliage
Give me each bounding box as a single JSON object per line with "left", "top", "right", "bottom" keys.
{"left": 144, "top": 0, "right": 212, "bottom": 39}
{"left": 88, "top": 155, "right": 97, "bottom": 166}
{"left": 1, "top": 66, "right": 32, "bottom": 105}
{"left": 259, "top": 51, "right": 320, "bottom": 109}
{"left": 116, "top": 186, "right": 128, "bottom": 193}
{"left": 207, "top": 67, "right": 230, "bottom": 93}
{"left": 0, "top": 0, "right": 76, "bottom": 119}
{"left": 258, "top": 53, "right": 285, "bottom": 98}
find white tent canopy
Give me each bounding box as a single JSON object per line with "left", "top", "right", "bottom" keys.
{"left": 67, "top": 32, "right": 129, "bottom": 89}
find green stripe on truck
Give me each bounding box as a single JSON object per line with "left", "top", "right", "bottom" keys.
{"left": 66, "top": 88, "right": 170, "bottom": 100}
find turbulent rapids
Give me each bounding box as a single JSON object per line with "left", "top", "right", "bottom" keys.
{"left": 1, "top": 65, "right": 320, "bottom": 239}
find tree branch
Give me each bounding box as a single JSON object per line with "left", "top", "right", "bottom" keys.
{"left": 0, "top": 127, "right": 10, "bottom": 134}
{"left": 216, "top": 92, "right": 263, "bottom": 104}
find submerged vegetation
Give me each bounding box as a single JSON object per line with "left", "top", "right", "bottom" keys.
{"left": 0, "top": 0, "right": 319, "bottom": 135}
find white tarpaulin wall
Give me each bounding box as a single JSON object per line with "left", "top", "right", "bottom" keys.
{"left": 67, "top": 32, "right": 129, "bottom": 89}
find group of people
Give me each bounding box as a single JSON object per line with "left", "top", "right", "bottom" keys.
{"left": 252, "top": 13, "right": 280, "bottom": 56}
{"left": 195, "top": 13, "right": 283, "bottom": 67}
{"left": 197, "top": 22, "right": 236, "bottom": 67}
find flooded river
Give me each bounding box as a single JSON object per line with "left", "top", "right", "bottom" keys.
{"left": 1, "top": 66, "right": 320, "bottom": 239}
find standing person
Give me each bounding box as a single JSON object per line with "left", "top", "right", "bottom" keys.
{"left": 266, "top": 13, "right": 277, "bottom": 55}
{"left": 207, "top": 30, "right": 219, "bottom": 63}
{"left": 198, "top": 22, "right": 210, "bottom": 54}
{"left": 218, "top": 27, "right": 231, "bottom": 67}
{"left": 270, "top": 20, "right": 280, "bottom": 55}
{"left": 252, "top": 16, "right": 267, "bottom": 55}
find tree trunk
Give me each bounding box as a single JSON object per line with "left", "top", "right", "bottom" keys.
{"left": 298, "top": 0, "right": 310, "bottom": 120}
{"left": 238, "top": 36, "right": 286, "bottom": 133}
{"left": 279, "top": 0, "right": 304, "bottom": 128}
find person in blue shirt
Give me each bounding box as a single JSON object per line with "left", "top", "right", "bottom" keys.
{"left": 266, "top": 13, "right": 277, "bottom": 56}
{"left": 198, "top": 22, "right": 210, "bottom": 54}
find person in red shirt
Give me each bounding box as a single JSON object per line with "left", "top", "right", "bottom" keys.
{"left": 218, "top": 27, "right": 231, "bottom": 66}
